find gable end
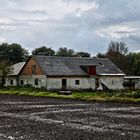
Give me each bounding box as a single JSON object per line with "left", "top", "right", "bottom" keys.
{"left": 19, "top": 56, "right": 45, "bottom": 75}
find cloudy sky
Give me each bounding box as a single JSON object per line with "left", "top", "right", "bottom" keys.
{"left": 0, "top": 0, "right": 140, "bottom": 55}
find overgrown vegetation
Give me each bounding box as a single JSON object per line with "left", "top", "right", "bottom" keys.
{"left": 0, "top": 59, "right": 13, "bottom": 87}
{"left": 0, "top": 87, "right": 140, "bottom": 103}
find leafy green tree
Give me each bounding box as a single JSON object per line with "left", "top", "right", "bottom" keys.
{"left": 8, "top": 43, "right": 29, "bottom": 63}
{"left": 0, "top": 59, "right": 13, "bottom": 87}
{"left": 32, "top": 46, "right": 55, "bottom": 56}
{"left": 76, "top": 51, "right": 90, "bottom": 57}
{"left": 134, "top": 59, "right": 140, "bottom": 75}
{"left": 128, "top": 52, "right": 140, "bottom": 76}
{"left": 0, "top": 43, "right": 29, "bottom": 63}
{"left": 96, "top": 53, "right": 107, "bottom": 58}
{"left": 56, "top": 47, "right": 75, "bottom": 57}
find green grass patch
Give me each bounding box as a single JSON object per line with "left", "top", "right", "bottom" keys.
{"left": 0, "top": 86, "right": 140, "bottom": 103}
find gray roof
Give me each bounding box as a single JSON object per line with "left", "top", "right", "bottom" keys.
{"left": 33, "top": 55, "right": 125, "bottom": 76}
{"left": 9, "top": 62, "right": 25, "bottom": 76}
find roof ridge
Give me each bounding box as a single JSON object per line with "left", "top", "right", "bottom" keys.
{"left": 33, "top": 55, "right": 110, "bottom": 60}
{"left": 33, "top": 55, "right": 90, "bottom": 59}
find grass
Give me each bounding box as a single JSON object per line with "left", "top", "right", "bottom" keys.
{"left": 0, "top": 86, "right": 140, "bottom": 103}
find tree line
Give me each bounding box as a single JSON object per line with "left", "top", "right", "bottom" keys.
{"left": 0, "top": 43, "right": 90, "bottom": 63}
{"left": 0, "top": 42, "right": 140, "bottom": 76}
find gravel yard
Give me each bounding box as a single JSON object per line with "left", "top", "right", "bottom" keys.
{"left": 0, "top": 94, "right": 139, "bottom": 140}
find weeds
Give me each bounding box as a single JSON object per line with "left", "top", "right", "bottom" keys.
{"left": 0, "top": 87, "right": 140, "bottom": 103}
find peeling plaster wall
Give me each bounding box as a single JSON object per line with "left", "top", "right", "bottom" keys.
{"left": 100, "top": 76, "right": 124, "bottom": 90}
{"left": 5, "top": 75, "right": 124, "bottom": 91}
{"left": 5, "top": 77, "right": 17, "bottom": 86}
{"left": 19, "top": 75, "right": 47, "bottom": 88}
{"left": 47, "top": 77, "right": 95, "bottom": 91}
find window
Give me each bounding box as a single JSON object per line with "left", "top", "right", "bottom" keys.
{"left": 35, "top": 78, "right": 38, "bottom": 85}
{"left": 20, "top": 80, "right": 24, "bottom": 85}
{"left": 10, "top": 80, "right": 13, "bottom": 85}
{"left": 32, "top": 65, "right": 36, "bottom": 75}
{"left": 75, "top": 80, "right": 80, "bottom": 85}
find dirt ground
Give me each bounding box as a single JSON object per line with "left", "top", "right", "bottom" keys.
{"left": 0, "top": 95, "right": 139, "bottom": 140}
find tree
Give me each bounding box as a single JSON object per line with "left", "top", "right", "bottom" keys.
{"left": 8, "top": 43, "right": 29, "bottom": 63}
{"left": 0, "top": 43, "right": 29, "bottom": 63}
{"left": 32, "top": 46, "right": 55, "bottom": 56}
{"left": 76, "top": 52, "right": 90, "bottom": 57}
{"left": 106, "top": 41, "right": 129, "bottom": 74}
{"left": 56, "top": 47, "right": 75, "bottom": 57}
{"left": 127, "top": 52, "right": 140, "bottom": 76}
{"left": 107, "top": 41, "right": 128, "bottom": 55}
{"left": 0, "top": 59, "right": 13, "bottom": 87}
{"left": 96, "top": 53, "right": 107, "bottom": 58}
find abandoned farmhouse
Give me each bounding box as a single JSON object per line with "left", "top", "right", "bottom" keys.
{"left": 4, "top": 55, "right": 127, "bottom": 91}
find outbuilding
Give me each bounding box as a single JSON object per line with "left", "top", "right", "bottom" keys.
{"left": 5, "top": 62, "right": 25, "bottom": 86}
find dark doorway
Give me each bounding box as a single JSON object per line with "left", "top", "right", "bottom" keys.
{"left": 62, "top": 79, "right": 67, "bottom": 90}
{"left": 95, "top": 78, "right": 99, "bottom": 89}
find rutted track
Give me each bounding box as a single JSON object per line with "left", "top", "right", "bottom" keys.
{"left": 0, "top": 95, "right": 139, "bottom": 140}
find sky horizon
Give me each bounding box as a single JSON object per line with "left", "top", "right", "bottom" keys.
{"left": 0, "top": 0, "right": 140, "bottom": 56}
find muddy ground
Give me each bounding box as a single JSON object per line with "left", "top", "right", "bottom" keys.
{"left": 0, "top": 95, "right": 139, "bottom": 140}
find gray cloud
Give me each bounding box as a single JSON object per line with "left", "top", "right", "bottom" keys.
{"left": 0, "top": 0, "right": 140, "bottom": 55}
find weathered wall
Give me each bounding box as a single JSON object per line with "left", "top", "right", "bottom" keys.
{"left": 19, "top": 75, "right": 47, "bottom": 88}
{"left": 5, "top": 77, "right": 17, "bottom": 86}
{"left": 4, "top": 75, "right": 124, "bottom": 90}
{"left": 18, "top": 57, "right": 46, "bottom": 88}
{"left": 100, "top": 76, "right": 124, "bottom": 90}
{"left": 46, "top": 77, "right": 95, "bottom": 91}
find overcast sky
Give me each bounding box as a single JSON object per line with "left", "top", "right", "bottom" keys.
{"left": 0, "top": 0, "right": 140, "bottom": 55}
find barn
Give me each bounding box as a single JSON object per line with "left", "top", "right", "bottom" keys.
{"left": 17, "top": 55, "right": 125, "bottom": 91}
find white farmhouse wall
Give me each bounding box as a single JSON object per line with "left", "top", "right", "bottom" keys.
{"left": 5, "top": 77, "right": 17, "bottom": 86}
{"left": 100, "top": 76, "right": 124, "bottom": 90}
{"left": 19, "top": 75, "right": 47, "bottom": 88}
{"left": 12, "top": 75, "right": 124, "bottom": 90}
{"left": 46, "top": 78, "right": 61, "bottom": 90}
{"left": 66, "top": 77, "right": 95, "bottom": 90}
{"left": 47, "top": 77, "right": 95, "bottom": 91}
